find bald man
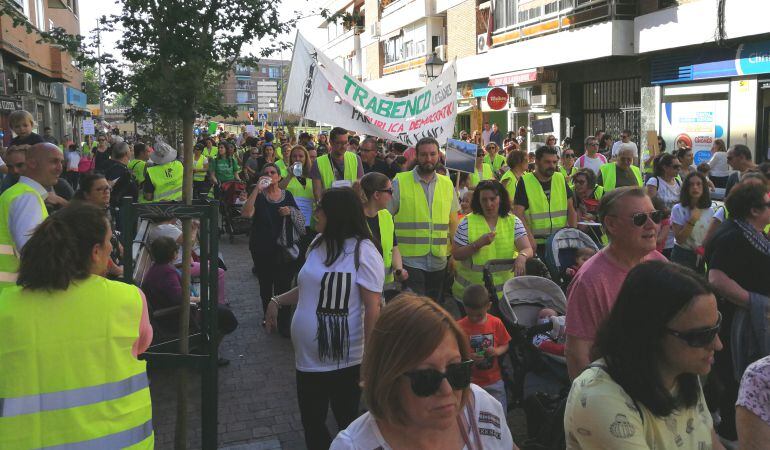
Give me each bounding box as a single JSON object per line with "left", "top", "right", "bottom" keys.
{"left": 0, "top": 143, "right": 63, "bottom": 291}
{"left": 597, "top": 145, "right": 643, "bottom": 191}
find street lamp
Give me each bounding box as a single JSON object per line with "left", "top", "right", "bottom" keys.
{"left": 268, "top": 99, "right": 276, "bottom": 131}
{"left": 424, "top": 52, "right": 445, "bottom": 81}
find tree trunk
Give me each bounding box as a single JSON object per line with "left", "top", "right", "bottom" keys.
{"left": 175, "top": 115, "right": 195, "bottom": 450}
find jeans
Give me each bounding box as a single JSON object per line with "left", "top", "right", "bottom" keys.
{"left": 403, "top": 265, "right": 445, "bottom": 302}
{"left": 296, "top": 365, "right": 361, "bottom": 450}
{"left": 483, "top": 379, "right": 507, "bottom": 416}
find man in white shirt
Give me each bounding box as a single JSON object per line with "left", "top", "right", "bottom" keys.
{"left": 481, "top": 122, "right": 491, "bottom": 146}
{"left": 575, "top": 136, "right": 607, "bottom": 176}
{"left": 610, "top": 129, "right": 638, "bottom": 159}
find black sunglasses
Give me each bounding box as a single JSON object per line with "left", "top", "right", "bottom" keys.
{"left": 618, "top": 210, "right": 665, "bottom": 226}
{"left": 403, "top": 360, "right": 473, "bottom": 397}
{"left": 666, "top": 312, "right": 721, "bottom": 348}
{"left": 377, "top": 188, "right": 393, "bottom": 195}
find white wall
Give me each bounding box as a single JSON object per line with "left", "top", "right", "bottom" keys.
{"left": 380, "top": 0, "right": 428, "bottom": 37}
{"left": 635, "top": 0, "right": 770, "bottom": 54}
{"left": 729, "top": 77, "right": 758, "bottom": 155}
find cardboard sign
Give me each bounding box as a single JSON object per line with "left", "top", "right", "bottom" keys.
{"left": 82, "top": 119, "right": 95, "bottom": 136}
{"left": 445, "top": 138, "right": 478, "bottom": 174}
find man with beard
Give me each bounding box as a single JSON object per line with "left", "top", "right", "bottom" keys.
{"left": 388, "top": 137, "right": 459, "bottom": 302}
{"left": 310, "top": 126, "right": 363, "bottom": 200}
{"left": 513, "top": 145, "right": 577, "bottom": 255}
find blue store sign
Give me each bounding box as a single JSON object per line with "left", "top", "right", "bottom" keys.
{"left": 66, "top": 87, "right": 88, "bottom": 109}
{"left": 652, "top": 40, "right": 770, "bottom": 84}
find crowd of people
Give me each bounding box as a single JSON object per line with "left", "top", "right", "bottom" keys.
{"left": 2, "top": 110, "right": 770, "bottom": 450}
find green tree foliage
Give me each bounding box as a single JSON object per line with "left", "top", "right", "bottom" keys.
{"left": 82, "top": 65, "right": 100, "bottom": 105}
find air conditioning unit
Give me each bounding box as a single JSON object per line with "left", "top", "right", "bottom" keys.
{"left": 531, "top": 94, "right": 557, "bottom": 107}
{"left": 368, "top": 21, "right": 380, "bottom": 37}
{"left": 434, "top": 45, "right": 447, "bottom": 61}
{"left": 476, "top": 33, "right": 489, "bottom": 54}
{"left": 17, "top": 73, "right": 32, "bottom": 94}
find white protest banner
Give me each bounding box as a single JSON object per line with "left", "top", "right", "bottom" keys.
{"left": 245, "top": 124, "right": 257, "bottom": 136}
{"left": 82, "top": 119, "right": 95, "bottom": 136}
{"left": 284, "top": 33, "right": 457, "bottom": 147}
{"left": 445, "top": 138, "right": 478, "bottom": 174}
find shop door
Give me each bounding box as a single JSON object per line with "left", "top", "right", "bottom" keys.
{"left": 583, "top": 78, "right": 641, "bottom": 144}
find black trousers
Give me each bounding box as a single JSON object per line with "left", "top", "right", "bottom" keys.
{"left": 403, "top": 265, "right": 445, "bottom": 302}
{"left": 296, "top": 365, "right": 361, "bottom": 450}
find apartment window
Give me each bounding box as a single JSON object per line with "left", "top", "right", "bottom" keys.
{"left": 268, "top": 67, "right": 281, "bottom": 78}
{"left": 236, "top": 91, "right": 249, "bottom": 103}
{"left": 543, "top": 0, "right": 559, "bottom": 15}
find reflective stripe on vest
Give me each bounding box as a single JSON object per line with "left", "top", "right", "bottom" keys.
{"left": 522, "top": 171, "right": 568, "bottom": 243}
{"left": 146, "top": 160, "right": 183, "bottom": 201}
{"left": 317, "top": 152, "right": 358, "bottom": 189}
{"left": 0, "top": 182, "right": 48, "bottom": 291}
{"left": 451, "top": 213, "right": 518, "bottom": 300}
{"left": 193, "top": 155, "right": 207, "bottom": 181}
{"left": 470, "top": 163, "right": 494, "bottom": 187}
{"left": 0, "top": 276, "right": 153, "bottom": 449}
{"left": 599, "top": 162, "right": 643, "bottom": 191}
{"left": 393, "top": 171, "right": 453, "bottom": 257}
{"left": 378, "top": 209, "right": 394, "bottom": 284}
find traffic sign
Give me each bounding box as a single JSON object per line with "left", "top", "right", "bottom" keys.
{"left": 257, "top": 113, "right": 268, "bottom": 122}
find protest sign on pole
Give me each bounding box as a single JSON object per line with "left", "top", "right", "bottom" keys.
{"left": 82, "top": 119, "right": 95, "bottom": 136}
{"left": 245, "top": 124, "right": 257, "bottom": 136}
{"left": 445, "top": 138, "right": 478, "bottom": 174}
{"left": 208, "top": 121, "right": 218, "bottom": 136}
{"left": 284, "top": 33, "right": 457, "bottom": 147}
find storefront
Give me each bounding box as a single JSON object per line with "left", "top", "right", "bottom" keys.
{"left": 65, "top": 86, "right": 89, "bottom": 144}
{"left": 647, "top": 39, "right": 770, "bottom": 162}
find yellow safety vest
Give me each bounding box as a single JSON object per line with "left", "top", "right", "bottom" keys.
{"left": 0, "top": 276, "right": 154, "bottom": 449}
{"left": 484, "top": 153, "right": 506, "bottom": 172}
{"left": 394, "top": 171, "right": 453, "bottom": 258}
{"left": 559, "top": 165, "right": 577, "bottom": 180}
{"left": 146, "top": 160, "right": 183, "bottom": 202}
{"left": 0, "top": 182, "right": 48, "bottom": 292}
{"left": 276, "top": 159, "right": 288, "bottom": 178}
{"left": 599, "top": 162, "right": 643, "bottom": 191}
{"left": 500, "top": 170, "right": 518, "bottom": 205}
{"left": 376, "top": 209, "right": 395, "bottom": 285}
{"left": 128, "top": 159, "right": 147, "bottom": 185}
{"left": 203, "top": 146, "right": 218, "bottom": 159}
{"left": 193, "top": 154, "right": 207, "bottom": 182}
{"left": 470, "top": 163, "right": 495, "bottom": 187}
{"left": 451, "top": 213, "right": 518, "bottom": 300}
{"left": 317, "top": 152, "right": 358, "bottom": 189}
{"left": 521, "top": 171, "right": 568, "bottom": 244}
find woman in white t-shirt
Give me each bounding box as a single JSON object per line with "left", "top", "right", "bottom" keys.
{"left": 331, "top": 294, "right": 517, "bottom": 450}
{"left": 647, "top": 153, "right": 682, "bottom": 258}
{"left": 671, "top": 172, "right": 714, "bottom": 271}
{"left": 265, "top": 187, "right": 384, "bottom": 450}
{"left": 708, "top": 138, "right": 730, "bottom": 188}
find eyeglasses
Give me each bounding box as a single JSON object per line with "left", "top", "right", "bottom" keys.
{"left": 563, "top": 154, "right": 575, "bottom": 158}
{"left": 377, "top": 188, "right": 393, "bottom": 195}
{"left": 403, "top": 360, "right": 474, "bottom": 397}
{"left": 609, "top": 210, "right": 665, "bottom": 226}
{"left": 666, "top": 312, "right": 721, "bottom": 348}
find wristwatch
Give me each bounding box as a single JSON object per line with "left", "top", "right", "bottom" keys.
{"left": 270, "top": 296, "right": 281, "bottom": 308}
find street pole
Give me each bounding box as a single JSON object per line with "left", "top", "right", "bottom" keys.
{"left": 96, "top": 18, "right": 105, "bottom": 125}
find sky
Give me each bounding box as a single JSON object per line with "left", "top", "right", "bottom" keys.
{"left": 77, "top": 0, "right": 328, "bottom": 63}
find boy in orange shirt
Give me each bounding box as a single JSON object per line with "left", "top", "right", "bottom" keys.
{"left": 457, "top": 284, "right": 511, "bottom": 414}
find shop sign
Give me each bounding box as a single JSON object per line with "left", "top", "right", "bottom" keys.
{"left": 660, "top": 100, "right": 728, "bottom": 164}
{"left": 472, "top": 82, "right": 492, "bottom": 98}
{"left": 0, "top": 99, "right": 22, "bottom": 112}
{"left": 66, "top": 86, "right": 88, "bottom": 109}
{"left": 654, "top": 40, "right": 770, "bottom": 84}
{"left": 486, "top": 87, "right": 509, "bottom": 110}
{"left": 38, "top": 81, "right": 56, "bottom": 99}
{"left": 488, "top": 68, "right": 556, "bottom": 87}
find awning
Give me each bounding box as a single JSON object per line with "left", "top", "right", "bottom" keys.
{"left": 457, "top": 104, "right": 474, "bottom": 115}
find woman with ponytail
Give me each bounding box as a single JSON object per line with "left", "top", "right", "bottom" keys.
{"left": 0, "top": 203, "right": 154, "bottom": 449}
{"left": 355, "top": 172, "right": 408, "bottom": 294}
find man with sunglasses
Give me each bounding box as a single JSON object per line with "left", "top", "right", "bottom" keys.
{"left": 564, "top": 186, "right": 667, "bottom": 380}
{"left": 597, "top": 146, "right": 643, "bottom": 192}
{"left": 610, "top": 129, "right": 638, "bottom": 160}
{"left": 575, "top": 136, "right": 607, "bottom": 176}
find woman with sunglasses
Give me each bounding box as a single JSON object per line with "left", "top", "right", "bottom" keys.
{"left": 565, "top": 261, "right": 725, "bottom": 450}
{"left": 242, "top": 163, "right": 302, "bottom": 333}
{"left": 670, "top": 172, "right": 713, "bottom": 271}
{"left": 559, "top": 148, "right": 578, "bottom": 182}
{"left": 331, "top": 294, "right": 516, "bottom": 449}
{"left": 356, "top": 172, "right": 408, "bottom": 294}
{"left": 647, "top": 153, "right": 682, "bottom": 258}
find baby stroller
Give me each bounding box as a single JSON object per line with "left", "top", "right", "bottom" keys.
{"left": 218, "top": 181, "right": 250, "bottom": 243}
{"left": 543, "top": 228, "right": 599, "bottom": 289}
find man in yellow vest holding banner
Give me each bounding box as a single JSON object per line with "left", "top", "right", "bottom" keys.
{"left": 143, "top": 143, "right": 183, "bottom": 202}
{"left": 388, "top": 137, "right": 460, "bottom": 302}
{"left": 513, "top": 145, "right": 577, "bottom": 256}
{"left": 0, "top": 143, "right": 62, "bottom": 292}
{"left": 597, "top": 145, "right": 643, "bottom": 192}
{"left": 310, "top": 127, "right": 363, "bottom": 201}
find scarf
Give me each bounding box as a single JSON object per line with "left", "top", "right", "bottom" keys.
{"left": 735, "top": 219, "right": 770, "bottom": 257}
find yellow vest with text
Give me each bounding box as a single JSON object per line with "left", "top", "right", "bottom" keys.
{"left": 146, "top": 160, "right": 183, "bottom": 202}
{"left": 193, "top": 154, "right": 207, "bottom": 182}
{"left": 470, "top": 163, "right": 495, "bottom": 187}
{"left": 599, "top": 162, "right": 643, "bottom": 191}
{"left": 452, "top": 213, "right": 518, "bottom": 300}
{"left": 522, "top": 171, "right": 568, "bottom": 244}
{"left": 317, "top": 152, "right": 358, "bottom": 189}
{"left": 394, "top": 171, "right": 453, "bottom": 258}
{"left": 0, "top": 182, "right": 48, "bottom": 292}
{"left": 0, "top": 276, "right": 154, "bottom": 449}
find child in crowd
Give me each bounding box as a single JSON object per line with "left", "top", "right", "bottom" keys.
{"left": 696, "top": 162, "right": 717, "bottom": 192}
{"left": 532, "top": 307, "right": 566, "bottom": 356}
{"left": 457, "top": 284, "right": 512, "bottom": 414}
{"left": 565, "top": 247, "right": 597, "bottom": 278}
{"left": 459, "top": 189, "right": 474, "bottom": 219}
{"left": 8, "top": 110, "right": 44, "bottom": 149}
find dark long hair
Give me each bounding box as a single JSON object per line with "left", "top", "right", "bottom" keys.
{"left": 595, "top": 261, "right": 713, "bottom": 416}
{"left": 680, "top": 172, "right": 711, "bottom": 209}
{"left": 653, "top": 153, "right": 677, "bottom": 177}
{"left": 73, "top": 173, "right": 106, "bottom": 201}
{"left": 471, "top": 180, "right": 511, "bottom": 216}
{"left": 18, "top": 203, "right": 110, "bottom": 291}
{"left": 311, "top": 188, "right": 373, "bottom": 266}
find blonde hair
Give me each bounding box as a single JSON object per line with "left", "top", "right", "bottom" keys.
{"left": 361, "top": 294, "right": 472, "bottom": 426}
{"left": 9, "top": 110, "right": 35, "bottom": 128}
{"left": 289, "top": 145, "right": 312, "bottom": 175}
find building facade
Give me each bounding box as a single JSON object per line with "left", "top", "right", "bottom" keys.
{"left": 221, "top": 58, "right": 290, "bottom": 124}
{"left": 0, "top": 0, "right": 86, "bottom": 145}
{"left": 316, "top": 0, "right": 770, "bottom": 161}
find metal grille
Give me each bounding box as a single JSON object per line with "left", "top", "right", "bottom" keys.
{"left": 583, "top": 78, "right": 641, "bottom": 142}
